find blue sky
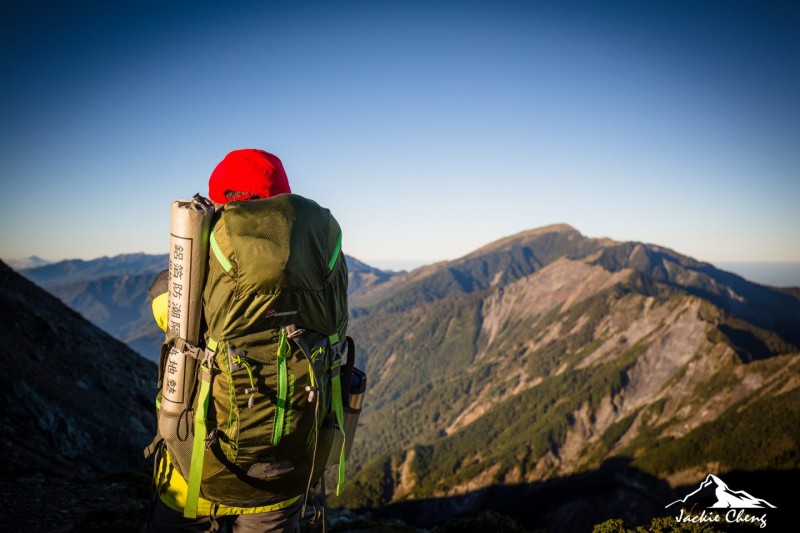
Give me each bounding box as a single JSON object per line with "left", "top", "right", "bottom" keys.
{"left": 1, "top": 0, "right": 798, "bottom": 272}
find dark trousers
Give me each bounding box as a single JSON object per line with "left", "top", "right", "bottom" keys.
{"left": 141, "top": 497, "right": 302, "bottom": 533}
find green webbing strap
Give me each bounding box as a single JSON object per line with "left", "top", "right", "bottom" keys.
{"left": 184, "top": 363, "right": 212, "bottom": 519}
{"left": 328, "top": 232, "right": 342, "bottom": 271}
{"left": 210, "top": 231, "right": 233, "bottom": 273}
{"left": 272, "top": 328, "right": 290, "bottom": 446}
{"left": 329, "top": 334, "right": 346, "bottom": 495}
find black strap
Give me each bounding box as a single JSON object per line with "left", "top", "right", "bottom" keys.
{"left": 143, "top": 439, "right": 166, "bottom": 527}
{"left": 143, "top": 433, "right": 163, "bottom": 460}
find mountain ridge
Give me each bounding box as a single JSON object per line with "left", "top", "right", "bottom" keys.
{"left": 19, "top": 252, "right": 168, "bottom": 286}
{"left": 19, "top": 253, "right": 401, "bottom": 360}
{"left": 8, "top": 224, "right": 800, "bottom": 529}
{"left": 337, "top": 225, "right": 800, "bottom": 527}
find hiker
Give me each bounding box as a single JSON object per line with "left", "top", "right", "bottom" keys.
{"left": 143, "top": 149, "right": 351, "bottom": 533}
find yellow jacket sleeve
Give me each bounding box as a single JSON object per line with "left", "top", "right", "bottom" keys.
{"left": 148, "top": 269, "right": 169, "bottom": 332}
{"left": 152, "top": 292, "right": 169, "bottom": 332}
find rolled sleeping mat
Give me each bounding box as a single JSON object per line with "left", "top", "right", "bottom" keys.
{"left": 160, "top": 195, "right": 215, "bottom": 415}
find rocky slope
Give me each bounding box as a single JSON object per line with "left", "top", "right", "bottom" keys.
{"left": 0, "top": 259, "right": 157, "bottom": 531}
{"left": 10, "top": 225, "right": 799, "bottom": 531}
{"left": 336, "top": 225, "right": 800, "bottom": 530}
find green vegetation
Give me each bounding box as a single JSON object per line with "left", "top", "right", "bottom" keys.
{"left": 346, "top": 268, "right": 704, "bottom": 507}
{"left": 360, "top": 338, "right": 653, "bottom": 500}
{"left": 600, "top": 412, "right": 637, "bottom": 449}
{"left": 486, "top": 308, "right": 559, "bottom": 362}
{"left": 324, "top": 515, "right": 421, "bottom": 533}
{"left": 693, "top": 365, "right": 739, "bottom": 402}
{"left": 560, "top": 290, "right": 610, "bottom": 341}
{"left": 335, "top": 453, "right": 400, "bottom": 508}
{"left": 568, "top": 337, "right": 605, "bottom": 366}
{"left": 705, "top": 313, "right": 798, "bottom": 363}
{"left": 643, "top": 398, "right": 667, "bottom": 421}
{"left": 526, "top": 338, "right": 568, "bottom": 377}
{"left": 633, "top": 388, "right": 800, "bottom": 475}
{"left": 593, "top": 516, "right": 725, "bottom": 532}
{"left": 579, "top": 409, "right": 640, "bottom": 470}
{"left": 342, "top": 235, "right": 800, "bottom": 516}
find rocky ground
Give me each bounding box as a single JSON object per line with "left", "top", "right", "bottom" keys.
{"left": 0, "top": 471, "right": 427, "bottom": 533}
{"left": 0, "top": 472, "right": 152, "bottom": 533}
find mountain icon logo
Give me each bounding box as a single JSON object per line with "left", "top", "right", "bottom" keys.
{"left": 666, "top": 474, "right": 776, "bottom": 510}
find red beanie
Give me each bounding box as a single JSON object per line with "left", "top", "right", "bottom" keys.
{"left": 208, "top": 149, "right": 291, "bottom": 204}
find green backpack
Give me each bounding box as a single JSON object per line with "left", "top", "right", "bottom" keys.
{"left": 150, "top": 194, "right": 352, "bottom": 518}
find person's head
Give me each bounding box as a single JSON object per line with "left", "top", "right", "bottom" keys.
{"left": 208, "top": 149, "right": 291, "bottom": 205}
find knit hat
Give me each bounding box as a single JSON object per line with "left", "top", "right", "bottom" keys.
{"left": 208, "top": 149, "right": 291, "bottom": 204}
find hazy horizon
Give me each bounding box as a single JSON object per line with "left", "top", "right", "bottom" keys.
{"left": 5, "top": 253, "right": 800, "bottom": 290}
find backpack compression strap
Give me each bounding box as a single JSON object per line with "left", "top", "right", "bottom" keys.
{"left": 328, "top": 333, "right": 347, "bottom": 496}
{"left": 184, "top": 340, "right": 217, "bottom": 519}
{"left": 272, "top": 328, "right": 291, "bottom": 446}
{"left": 285, "top": 326, "right": 348, "bottom": 496}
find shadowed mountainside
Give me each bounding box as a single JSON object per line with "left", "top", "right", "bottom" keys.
{"left": 0, "top": 259, "right": 157, "bottom": 531}
{"left": 0, "top": 260, "right": 156, "bottom": 478}
{"left": 20, "top": 253, "right": 169, "bottom": 361}
{"left": 371, "top": 460, "right": 797, "bottom": 532}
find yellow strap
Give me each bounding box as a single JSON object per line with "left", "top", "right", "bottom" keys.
{"left": 210, "top": 230, "right": 233, "bottom": 272}
{"left": 326, "top": 333, "right": 347, "bottom": 494}
{"left": 331, "top": 370, "right": 346, "bottom": 495}
{"left": 207, "top": 337, "right": 218, "bottom": 352}
{"left": 184, "top": 365, "right": 212, "bottom": 518}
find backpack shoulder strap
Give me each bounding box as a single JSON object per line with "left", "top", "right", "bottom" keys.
{"left": 183, "top": 342, "right": 217, "bottom": 519}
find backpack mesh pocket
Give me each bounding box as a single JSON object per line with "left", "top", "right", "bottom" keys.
{"left": 159, "top": 410, "right": 195, "bottom": 481}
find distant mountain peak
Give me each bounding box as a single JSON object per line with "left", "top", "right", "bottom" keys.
{"left": 493, "top": 223, "right": 580, "bottom": 241}
{"left": 511, "top": 223, "right": 584, "bottom": 241}
{"left": 466, "top": 223, "right": 583, "bottom": 256}
{"left": 523, "top": 222, "right": 579, "bottom": 234}
{"left": 4, "top": 255, "right": 50, "bottom": 270}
